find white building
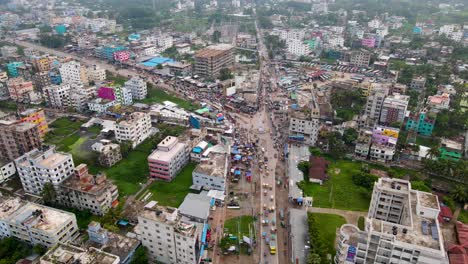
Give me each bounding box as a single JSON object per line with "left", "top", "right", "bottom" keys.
{"left": 137, "top": 202, "right": 201, "bottom": 264}
{"left": 439, "top": 24, "right": 463, "bottom": 42}
{"left": 125, "top": 77, "right": 147, "bottom": 100}
{"left": 69, "top": 84, "right": 95, "bottom": 112}
{"left": 278, "top": 29, "right": 306, "bottom": 41}
{"left": 335, "top": 178, "right": 449, "bottom": 264}
{"left": 87, "top": 98, "right": 117, "bottom": 113}
{"left": 40, "top": 243, "right": 120, "bottom": 264}
{"left": 43, "top": 83, "right": 71, "bottom": 108}
{"left": 368, "top": 18, "right": 382, "bottom": 29}
{"left": 15, "top": 145, "right": 75, "bottom": 195}
{"left": 192, "top": 152, "right": 228, "bottom": 191}
{"left": 1, "top": 45, "right": 17, "bottom": 57}
{"left": 86, "top": 65, "right": 106, "bottom": 82}
{"left": 0, "top": 160, "right": 16, "bottom": 184}
{"left": 59, "top": 61, "right": 88, "bottom": 85}
{"left": 0, "top": 197, "right": 79, "bottom": 247}
{"left": 326, "top": 35, "right": 345, "bottom": 48}
{"left": 286, "top": 39, "right": 310, "bottom": 56}
{"left": 115, "top": 112, "right": 154, "bottom": 148}
{"left": 365, "top": 87, "right": 389, "bottom": 122}
{"left": 289, "top": 112, "right": 320, "bottom": 146}
{"left": 156, "top": 35, "right": 174, "bottom": 50}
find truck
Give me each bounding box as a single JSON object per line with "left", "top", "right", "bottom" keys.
{"left": 269, "top": 241, "right": 276, "bottom": 254}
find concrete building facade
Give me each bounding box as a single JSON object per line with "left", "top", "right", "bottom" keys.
{"left": 148, "top": 136, "right": 190, "bottom": 181}
{"left": 194, "top": 44, "right": 234, "bottom": 77}
{"left": 115, "top": 112, "right": 153, "bottom": 148}
{"left": 192, "top": 153, "right": 228, "bottom": 191}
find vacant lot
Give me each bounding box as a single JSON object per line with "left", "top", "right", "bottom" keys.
{"left": 299, "top": 159, "right": 371, "bottom": 211}
{"left": 141, "top": 162, "right": 197, "bottom": 207}
{"left": 308, "top": 213, "right": 346, "bottom": 260}
{"left": 139, "top": 86, "right": 197, "bottom": 111}
{"left": 224, "top": 215, "right": 255, "bottom": 238}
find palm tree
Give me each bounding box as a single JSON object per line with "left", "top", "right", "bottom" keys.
{"left": 451, "top": 186, "right": 467, "bottom": 204}
{"left": 426, "top": 146, "right": 440, "bottom": 160}
{"left": 41, "top": 182, "right": 57, "bottom": 206}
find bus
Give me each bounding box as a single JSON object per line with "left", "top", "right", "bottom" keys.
{"left": 269, "top": 241, "right": 276, "bottom": 254}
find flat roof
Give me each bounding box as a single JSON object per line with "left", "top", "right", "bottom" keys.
{"left": 10, "top": 203, "right": 74, "bottom": 232}
{"left": 195, "top": 44, "right": 233, "bottom": 58}
{"left": 41, "top": 244, "right": 119, "bottom": 264}
{"left": 148, "top": 141, "right": 186, "bottom": 163}
{"left": 0, "top": 197, "right": 24, "bottom": 219}
{"left": 194, "top": 153, "right": 227, "bottom": 178}
{"left": 178, "top": 192, "right": 211, "bottom": 221}
{"left": 37, "top": 152, "right": 70, "bottom": 168}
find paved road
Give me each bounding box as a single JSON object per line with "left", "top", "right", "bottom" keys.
{"left": 307, "top": 207, "right": 367, "bottom": 226}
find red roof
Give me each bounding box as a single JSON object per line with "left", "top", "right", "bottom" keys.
{"left": 456, "top": 221, "right": 468, "bottom": 245}
{"left": 448, "top": 222, "right": 468, "bottom": 264}
{"left": 308, "top": 156, "right": 329, "bottom": 181}
{"left": 440, "top": 206, "right": 453, "bottom": 218}
{"left": 449, "top": 253, "right": 468, "bottom": 264}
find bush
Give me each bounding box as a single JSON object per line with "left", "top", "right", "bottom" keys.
{"left": 358, "top": 216, "right": 365, "bottom": 230}
{"left": 298, "top": 161, "right": 311, "bottom": 181}
{"left": 410, "top": 181, "right": 431, "bottom": 192}
{"left": 352, "top": 173, "right": 378, "bottom": 190}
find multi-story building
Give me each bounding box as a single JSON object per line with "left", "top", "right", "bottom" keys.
{"left": 58, "top": 164, "right": 119, "bottom": 216}
{"left": 137, "top": 202, "right": 201, "bottom": 264}
{"left": 92, "top": 140, "right": 122, "bottom": 167}
{"left": 125, "top": 77, "right": 147, "bottom": 100}
{"left": 369, "top": 126, "right": 399, "bottom": 162}
{"left": 43, "top": 83, "right": 71, "bottom": 108}
{"left": 59, "top": 61, "right": 88, "bottom": 85}
{"left": 0, "top": 160, "right": 16, "bottom": 184}
{"left": 32, "top": 71, "right": 52, "bottom": 91}
{"left": 410, "top": 76, "right": 426, "bottom": 91}
{"left": 0, "top": 120, "right": 41, "bottom": 161}
{"left": 379, "top": 93, "right": 409, "bottom": 125}
{"left": 286, "top": 39, "right": 310, "bottom": 56}
{"left": 87, "top": 98, "right": 117, "bottom": 113}
{"left": 87, "top": 64, "right": 107, "bottom": 82}
{"left": 0, "top": 70, "right": 8, "bottom": 82}
{"left": 7, "top": 77, "right": 34, "bottom": 102}
{"left": 405, "top": 109, "right": 436, "bottom": 137}
{"left": 115, "top": 112, "right": 153, "bottom": 148}
{"left": 69, "top": 84, "right": 95, "bottom": 112}
{"left": 335, "top": 178, "right": 448, "bottom": 264}
{"left": 31, "top": 56, "right": 52, "bottom": 72}
{"left": 194, "top": 44, "right": 234, "bottom": 77}
{"left": 439, "top": 138, "right": 463, "bottom": 161}
{"left": 289, "top": 111, "right": 320, "bottom": 146}
{"left": 426, "top": 93, "right": 450, "bottom": 112}
{"left": 1, "top": 45, "right": 17, "bottom": 57}
{"left": 364, "top": 87, "right": 388, "bottom": 122}
{"left": 15, "top": 145, "right": 75, "bottom": 195}
{"left": 192, "top": 152, "right": 228, "bottom": 191}
{"left": 354, "top": 129, "right": 373, "bottom": 159}
{"left": 148, "top": 136, "right": 190, "bottom": 181}
{"left": 19, "top": 108, "right": 48, "bottom": 138}
{"left": 97, "top": 85, "right": 133, "bottom": 105}
{"left": 40, "top": 243, "right": 120, "bottom": 264}
{"left": 0, "top": 197, "right": 79, "bottom": 247}
{"left": 350, "top": 49, "right": 372, "bottom": 67}
{"left": 6, "top": 62, "right": 25, "bottom": 77}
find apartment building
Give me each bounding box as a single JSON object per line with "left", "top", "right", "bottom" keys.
{"left": 192, "top": 152, "right": 228, "bottom": 191}
{"left": 0, "top": 70, "right": 8, "bottom": 82}
{"left": 32, "top": 71, "right": 52, "bottom": 91}
{"left": 0, "top": 160, "right": 16, "bottom": 184}
{"left": 365, "top": 87, "right": 389, "bottom": 122}
{"left": 1, "top": 45, "right": 17, "bottom": 57}
{"left": 137, "top": 202, "right": 201, "bottom": 264}
{"left": 427, "top": 93, "right": 450, "bottom": 112}
{"left": 125, "top": 77, "right": 147, "bottom": 100}
{"left": 369, "top": 126, "right": 399, "bottom": 162}
{"left": 354, "top": 129, "right": 373, "bottom": 159}
{"left": 439, "top": 138, "right": 463, "bottom": 161}
{"left": 87, "top": 98, "right": 117, "bottom": 114}
{"left": 87, "top": 64, "right": 107, "bottom": 82}
{"left": 0, "top": 197, "right": 79, "bottom": 247}
{"left": 43, "top": 83, "right": 72, "bottom": 108}
{"left": 335, "top": 178, "right": 448, "bottom": 264}
{"left": 410, "top": 76, "right": 426, "bottom": 91}
{"left": 7, "top": 77, "right": 34, "bottom": 102}
{"left": 69, "top": 84, "right": 96, "bottom": 112}
{"left": 92, "top": 140, "right": 122, "bottom": 167}
{"left": 405, "top": 109, "right": 436, "bottom": 137}
{"left": 350, "top": 49, "right": 372, "bottom": 67}
{"left": 40, "top": 243, "right": 120, "bottom": 264}
{"left": 15, "top": 145, "right": 75, "bottom": 195}
{"left": 97, "top": 85, "right": 133, "bottom": 105}
{"left": 115, "top": 112, "right": 154, "bottom": 148}
{"left": 379, "top": 93, "right": 409, "bottom": 125}
{"left": 59, "top": 61, "right": 88, "bottom": 85}
{"left": 0, "top": 120, "right": 41, "bottom": 161}
{"left": 31, "top": 56, "right": 52, "bottom": 72}
{"left": 19, "top": 108, "right": 48, "bottom": 138}
{"left": 148, "top": 136, "right": 189, "bottom": 181}
{"left": 286, "top": 39, "right": 310, "bottom": 56}
{"left": 58, "top": 164, "right": 119, "bottom": 216}
{"left": 289, "top": 111, "right": 320, "bottom": 146}
{"left": 194, "top": 44, "right": 234, "bottom": 77}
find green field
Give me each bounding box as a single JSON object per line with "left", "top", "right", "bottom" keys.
{"left": 308, "top": 213, "right": 346, "bottom": 260}
{"left": 139, "top": 87, "right": 197, "bottom": 111}
{"left": 298, "top": 160, "right": 371, "bottom": 211}
{"left": 141, "top": 162, "right": 197, "bottom": 207}
{"left": 224, "top": 215, "right": 256, "bottom": 237}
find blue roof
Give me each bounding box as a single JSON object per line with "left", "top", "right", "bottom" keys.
{"left": 192, "top": 147, "right": 203, "bottom": 154}
{"left": 141, "top": 57, "right": 175, "bottom": 67}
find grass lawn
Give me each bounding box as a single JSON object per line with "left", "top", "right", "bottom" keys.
{"left": 143, "top": 162, "right": 197, "bottom": 207}
{"left": 139, "top": 87, "right": 197, "bottom": 111}
{"left": 224, "top": 215, "right": 255, "bottom": 237}
{"left": 298, "top": 159, "right": 371, "bottom": 211}
{"left": 458, "top": 209, "right": 468, "bottom": 224}
{"left": 308, "top": 213, "right": 346, "bottom": 259}
{"left": 358, "top": 216, "right": 365, "bottom": 230}
{"left": 416, "top": 136, "right": 438, "bottom": 147}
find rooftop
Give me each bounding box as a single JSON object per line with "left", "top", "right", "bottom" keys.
{"left": 117, "top": 112, "right": 148, "bottom": 127}
{"left": 194, "top": 153, "right": 227, "bottom": 178}
{"left": 41, "top": 244, "right": 119, "bottom": 264}
{"left": 441, "top": 138, "right": 462, "bottom": 151}
{"left": 195, "top": 44, "right": 233, "bottom": 58}
{"left": 148, "top": 138, "right": 186, "bottom": 163}
{"left": 0, "top": 196, "right": 25, "bottom": 219}
{"left": 178, "top": 192, "right": 211, "bottom": 221}
{"left": 10, "top": 202, "right": 74, "bottom": 231}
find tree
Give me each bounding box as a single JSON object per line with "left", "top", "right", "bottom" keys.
{"left": 426, "top": 146, "right": 440, "bottom": 159}
{"left": 119, "top": 140, "right": 133, "bottom": 158}
{"left": 219, "top": 68, "right": 233, "bottom": 81}
{"left": 307, "top": 253, "right": 321, "bottom": 264}
{"left": 343, "top": 128, "right": 358, "bottom": 146}
{"left": 326, "top": 132, "right": 346, "bottom": 159}
{"left": 451, "top": 186, "right": 468, "bottom": 204}
{"left": 298, "top": 161, "right": 310, "bottom": 181}
{"left": 0, "top": 237, "right": 32, "bottom": 264}
{"left": 41, "top": 182, "right": 57, "bottom": 206}
{"left": 212, "top": 30, "right": 221, "bottom": 43}
{"left": 33, "top": 244, "right": 47, "bottom": 255}
{"left": 352, "top": 173, "right": 378, "bottom": 190}
{"left": 130, "top": 246, "right": 149, "bottom": 264}
{"left": 410, "top": 181, "right": 431, "bottom": 192}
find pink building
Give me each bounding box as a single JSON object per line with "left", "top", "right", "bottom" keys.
{"left": 362, "top": 37, "right": 376, "bottom": 48}
{"left": 113, "top": 50, "right": 130, "bottom": 62}
{"left": 7, "top": 78, "right": 34, "bottom": 102}
{"left": 148, "top": 136, "right": 189, "bottom": 181}
{"left": 97, "top": 86, "right": 116, "bottom": 101}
